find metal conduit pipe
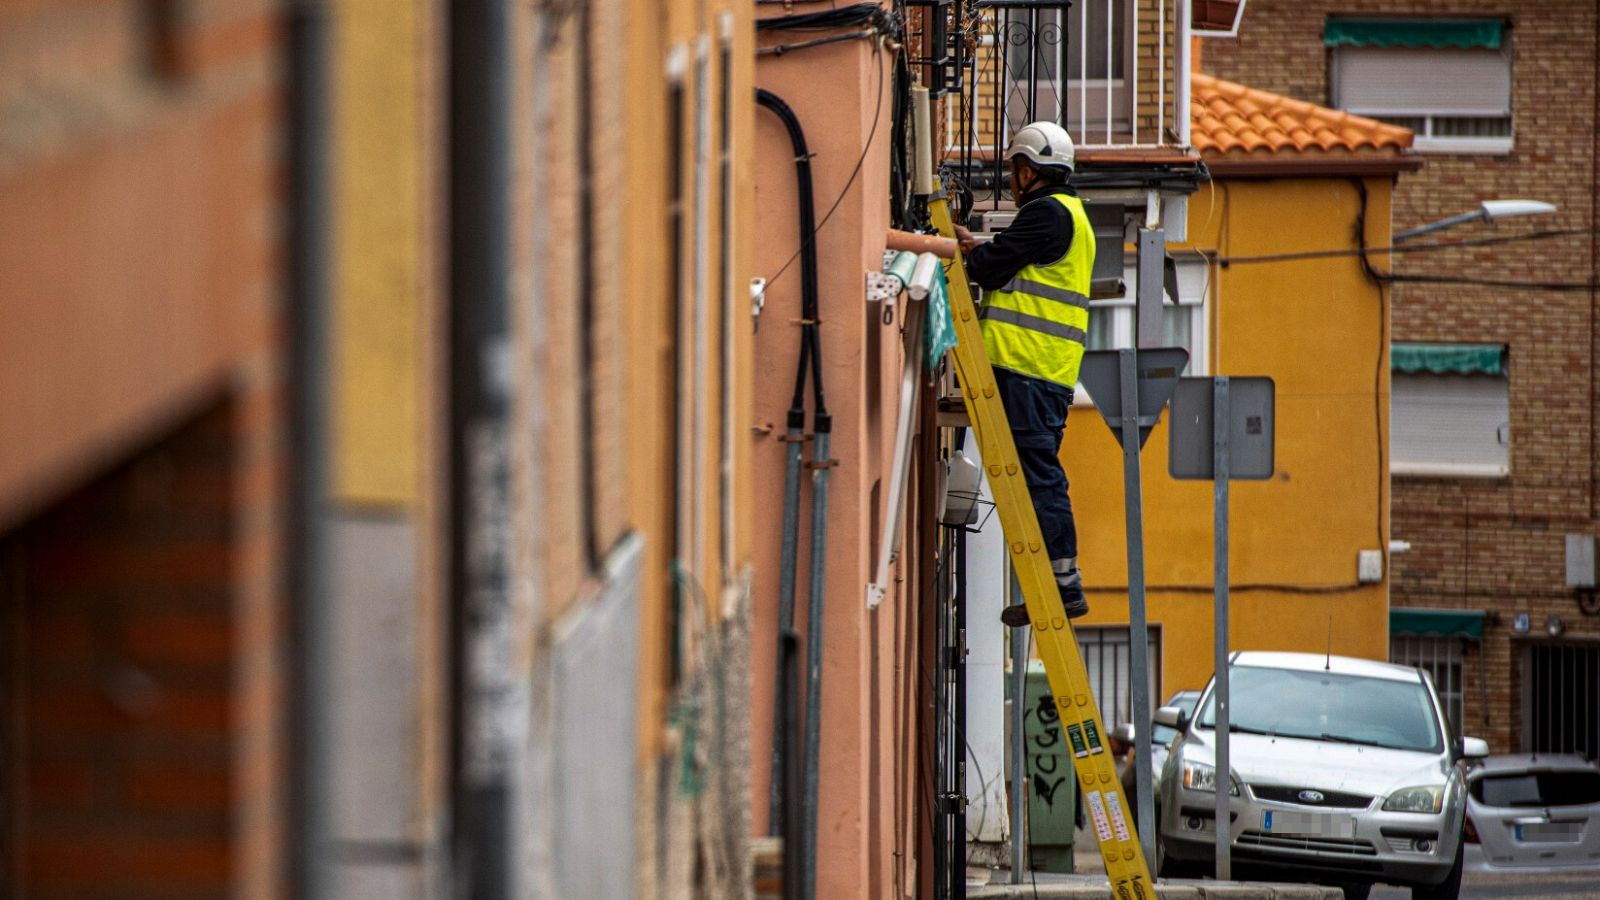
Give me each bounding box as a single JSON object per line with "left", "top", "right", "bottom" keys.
{"left": 759, "top": 88, "right": 813, "bottom": 846}
{"left": 285, "top": 2, "right": 332, "bottom": 895}
{"left": 755, "top": 88, "right": 832, "bottom": 900}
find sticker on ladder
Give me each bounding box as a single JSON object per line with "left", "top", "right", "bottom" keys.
{"left": 1104, "top": 788, "right": 1133, "bottom": 842}
{"left": 1085, "top": 790, "right": 1114, "bottom": 843}
{"left": 1084, "top": 719, "right": 1106, "bottom": 755}
{"left": 1066, "top": 723, "right": 1089, "bottom": 758}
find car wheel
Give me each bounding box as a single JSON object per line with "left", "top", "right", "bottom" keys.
{"left": 1339, "top": 883, "right": 1372, "bottom": 900}
{"left": 1411, "top": 840, "right": 1464, "bottom": 900}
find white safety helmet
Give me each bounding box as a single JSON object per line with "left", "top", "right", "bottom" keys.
{"left": 1004, "top": 121, "right": 1076, "bottom": 175}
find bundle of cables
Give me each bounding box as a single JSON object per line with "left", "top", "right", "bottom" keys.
{"left": 755, "top": 2, "right": 897, "bottom": 34}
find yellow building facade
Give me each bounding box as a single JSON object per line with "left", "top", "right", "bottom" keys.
{"left": 1068, "top": 74, "right": 1421, "bottom": 697}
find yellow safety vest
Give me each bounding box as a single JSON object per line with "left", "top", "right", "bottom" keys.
{"left": 979, "top": 192, "right": 1095, "bottom": 389}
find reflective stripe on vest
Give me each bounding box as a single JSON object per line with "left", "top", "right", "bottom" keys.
{"left": 978, "top": 306, "right": 1088, "bottom": 343}
{"left": 979, "top": 192, "right": 1096, "bottom": 389}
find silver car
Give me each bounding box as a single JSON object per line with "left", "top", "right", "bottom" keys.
{"left": 1154, "top": 651, "right": 1488, "bottom": 900}
{"left": 1465, "top": 753, "right": 1600, "bottom": 872}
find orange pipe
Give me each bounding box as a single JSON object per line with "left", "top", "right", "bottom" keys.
{"left": 886, "top": 228, "right": 957, "bottom": 259}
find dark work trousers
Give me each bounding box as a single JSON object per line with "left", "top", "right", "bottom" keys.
{"left": 993, "top": 367, "right": 1077, "bottom": 561}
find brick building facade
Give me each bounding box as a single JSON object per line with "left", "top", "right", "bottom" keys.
{"left": 1203, "top": 1, "right": 1600, "bottom": 754}
{"left": 0, "top": 1, "right": 288, "bottom": 896}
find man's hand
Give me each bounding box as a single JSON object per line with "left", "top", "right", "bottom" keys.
{"left": 953, "top": 224, "right": 979, "bottom": 255}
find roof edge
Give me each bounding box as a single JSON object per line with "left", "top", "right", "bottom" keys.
{"left": 1206, "top": 155, "right": 1425, "bottom": 178}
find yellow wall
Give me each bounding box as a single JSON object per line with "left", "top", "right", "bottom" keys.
{"left": 1067, "top": 175, "right": 1393, "bottom": 698}
{"left": 331, "top": 0, "right": 426, "bottom": 506}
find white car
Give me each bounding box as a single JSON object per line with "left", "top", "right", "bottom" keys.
{"left": 1465, "top": 753, "right": 1600, "bottom": 872}
{"left": 1154, "top": 651, "right": 1488, "bottom": 900}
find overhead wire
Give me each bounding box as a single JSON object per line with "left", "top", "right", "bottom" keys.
{"left": 757, "top": 33, "right": 890, "bottom": 292}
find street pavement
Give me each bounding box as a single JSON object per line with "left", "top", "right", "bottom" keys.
{"left": 971, "top": 830, "right": 1600, "bottom": 899}
{"left": 1371, "top": 871, "right": 1600, "bottom": 899}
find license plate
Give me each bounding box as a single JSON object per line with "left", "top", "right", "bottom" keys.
{"left": 1262, "top": 810, "right": 1356, "bottom": 838}
{"left": 1515, "top": 822, "right": 1582, "bottom": 843}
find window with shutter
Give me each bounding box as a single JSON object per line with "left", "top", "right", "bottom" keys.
{"left": 1326, "top": 19, "right": 1513, "bottom": 154}
{"left": 1391, "top": 373, "right": 1511, "bottom": 477}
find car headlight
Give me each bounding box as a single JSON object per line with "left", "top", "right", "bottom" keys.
{"left": 1383, "top": 785, "right": 1444, "bottom": 814}
{"left": 1182, "top": 761, "right": 1239, "bottom": 795}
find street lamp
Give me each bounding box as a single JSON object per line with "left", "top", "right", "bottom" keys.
{"left": 1393, "top": 199, "right": 1558, "bottom": 243}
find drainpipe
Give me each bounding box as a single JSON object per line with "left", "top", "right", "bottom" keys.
{"left": 286, "top": 1, "right": 332, "bottom": 896}
{"left": 450, "top": 1, "right": 515, "bottom": 897}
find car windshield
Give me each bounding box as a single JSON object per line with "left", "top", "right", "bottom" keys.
{"left": 1197, "top": 665, "right": 1442, "bottom": 753}
{"left": 1472, "top": 770, "right": 1600, "bottom": 807}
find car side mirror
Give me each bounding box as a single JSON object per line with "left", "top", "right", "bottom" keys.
{"left": 1112, "top": 722, "right": 1136, "bottom": 745}
{"left": 1154, "top": 705, "right": 1188, "bottom": 731}
{"left": 1461, "top": 737, "right": 1489, "bottom": 759}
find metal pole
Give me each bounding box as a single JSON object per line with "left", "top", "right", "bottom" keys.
{"left": 995, "top": 9, "right": 1006, "bottom": 209}
{"left": 954, "top": 532, "right": 969, "bottom": 900}
{"left": 768, "top": 431, "right": 805, "bottom": 832}
{"left": 782, "top": 630, "right": 805, "bottom": 900}
{"left": 286, "top": 4, "right": 331, "bottom": 895}
{"left": 1176, "top": 0, "right": 1192, "bottom": 148}
{"left": 1213, "top": 377, "right": 1232, "bottom": 881}
{"left": 802, "top": 429, "right": 832, "bottom": 900}
{"left": 1136, "top": 226, "right": 1164, "bottom": 349}
{"left": 1009, "top": 573, "right": 1027, "bottom": 883}
{"left": 450, "top": 1, "right": 514, "bottom": 895}
{"left": 1118, "top": 348, "right": 1157, "bottom": 866}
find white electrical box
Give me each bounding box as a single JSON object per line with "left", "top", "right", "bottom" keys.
{"left": 1358, "top": 549, "right": 1384, "bottom": 584}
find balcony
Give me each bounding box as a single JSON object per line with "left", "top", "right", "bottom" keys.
{"left": 914, "top": 0, "right": 1207, "bottom": 160}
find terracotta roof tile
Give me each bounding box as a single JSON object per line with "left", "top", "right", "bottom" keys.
{"left": 1191, "top": 73, "right": 1414, "bottom": 157}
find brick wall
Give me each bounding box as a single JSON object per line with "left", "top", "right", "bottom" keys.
{"left": 1, "top": 0, "right": 289, "bottom": 893}
{"left": 2, "top": 395, "right": 281, "bottom": 900}
{"left": 1205, "top": 0, "right": 1599, "bottom": 752}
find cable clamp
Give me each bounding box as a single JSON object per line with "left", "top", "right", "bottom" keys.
{"left": 775, "top": 433, "right": 812, "bottom": 444}
{"left": 804, "top": 458, "right": 839, "bottom": 470}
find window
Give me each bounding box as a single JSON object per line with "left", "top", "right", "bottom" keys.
{"left": 999, "top": 0, "right": 1132, "bottom": 138}
{"left": 1077, "top": 257, "right": 1209, "bottom": 402}
{"left": 1523, "top": 644, "right": 1600, "bottom": 759}
{"left": 1327, "top": 18, "right": 1512, "bottom": 154}
{"left": 1391, "top": 343, "right": 1509, "bottom": 477}
{"left": 1391, "top": 635, "right": 1464, "bottom": 740}
{"left": 1078, "top": 625, "right": 1160, "bottom": 734}
{"left": 1473, "top": 770, "right": 1600, "bottom": 807}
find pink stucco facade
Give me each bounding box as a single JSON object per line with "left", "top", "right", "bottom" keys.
{"left": 750, "top": 36, "right": 928, "bottom": 898}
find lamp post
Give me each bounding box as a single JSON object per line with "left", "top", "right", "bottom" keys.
{"left": 1393, "top": 199, "right": 1557, "bottom": 243}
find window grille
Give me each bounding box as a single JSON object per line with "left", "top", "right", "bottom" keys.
{"left": 1390, "top": 635, "right": 1465, "bottom": 740}
{"left": 1077, "top": 625, "right": 1160, "bottom": 732}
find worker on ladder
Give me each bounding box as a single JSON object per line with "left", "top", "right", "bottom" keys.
{"left": 952, "top": 120, "right": 1096, "bottom": 625}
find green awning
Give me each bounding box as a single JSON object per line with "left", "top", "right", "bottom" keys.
{"left": 1391, "top": 608, "right": 1484, "bottom": 640}
{"left": 1391, "top": 343, "right": 1506, "bottom": 376}
{"left": 1324, "top": 19, "right": 1503, "bottom": 50}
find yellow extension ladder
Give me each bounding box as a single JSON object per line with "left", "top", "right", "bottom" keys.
{"left": 932, "top": 189, "right": 1157, "bottom": 898}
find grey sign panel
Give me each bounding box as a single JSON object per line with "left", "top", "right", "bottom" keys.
{"left": 1078, "top": 348, "right": 1190, "bottom": 449}
{"left": 1169, "top": 376, "right": 1276, "bottom": 480}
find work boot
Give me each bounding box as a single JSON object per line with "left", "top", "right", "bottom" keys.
{"left": 1056, "top": 566, "right": 1090, "bottom": 619}
{"left": 999, "top": 603, "right": 1031, "bottom": 629}
{"left": 998, "top": 562, "right": 1089, "bottom": 628}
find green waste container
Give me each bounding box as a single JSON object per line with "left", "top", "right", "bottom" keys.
{"left": 1006, "top": 660, "right": 1076, "bottom": 872}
